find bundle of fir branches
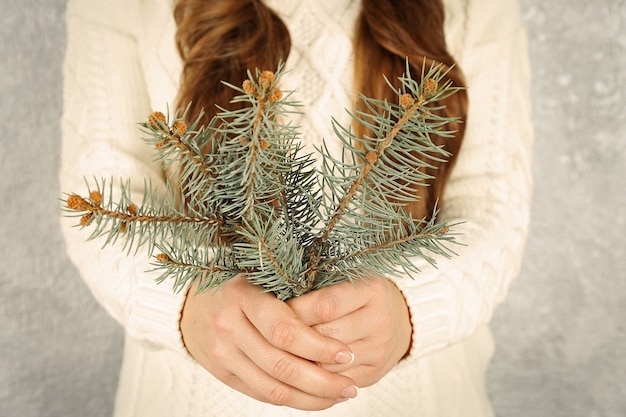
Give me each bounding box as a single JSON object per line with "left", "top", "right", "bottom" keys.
{"left": 64, "top": 63, "right": 461, "bottom": 300}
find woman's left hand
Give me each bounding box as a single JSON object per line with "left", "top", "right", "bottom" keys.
{"left": 287, "top": 276, "right": 412, "bottom": 387}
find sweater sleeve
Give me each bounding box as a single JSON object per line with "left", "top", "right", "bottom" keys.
{"left": 59, "top": 0, "right": 190, "bottom": 358}
{"left": 391, "top": 9, "right": 534, "bottom": 359}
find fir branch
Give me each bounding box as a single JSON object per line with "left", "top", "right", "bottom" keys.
{"left": 65, "top": 178, "right": 221, "bottom": 255}
{"left": 233, "top": 217, "right": 309, "bottom": 299}
{"left": 141, "top": 109, "right": 222, "bottom": 215}
{"left": 152, "top": 246, "right": 242, "bottom": 294}
{"left": 213, "top": 66, "right": 299, "bottom": 220}
{"left": 66, "top": 194, "right": 219, "bottom": 227}
{"left": 329, "top": 220, "right": 453, "bottom": 271}
{"left": 64, "top": 61, "right": 463, "bottom": 299}
{"left": 304, "top": 63, "right": 455, "bottom": 290}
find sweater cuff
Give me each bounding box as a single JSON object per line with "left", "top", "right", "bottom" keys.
{"left": 126, "top": 265, "right": 193, "bottom": 361}
{"left": 389, "top": 270, "right": 455, "bottom": 361}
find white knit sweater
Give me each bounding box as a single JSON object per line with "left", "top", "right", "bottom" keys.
{"left": 60, "top": 0, "right": 533, "bottom": 416}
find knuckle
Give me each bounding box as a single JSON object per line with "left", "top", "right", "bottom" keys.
{"left": 208, "top": 340, "right": 231, "bottom": 362}
{"left": 201, "top": 334, "right": 230, "bottom": 363}
{"left": 314, "top": 294, "right": 338, "bottom": 323}
{"left": 313, "top": 323, "right": 338, "bottom": 338}
{"left": 321, "top": 379, "right": 346, "bottom": 399}
{"left": 266, "top": 384, "right": 294, "bottom": 406}
{"left": 271, "top": 356, "right": 298, "bottom": 381}
{"left": 211, "top": 310, "right": 233, "bottom": 335}
{"left": 269, "top": 318, "right": 297, "bottom": 348}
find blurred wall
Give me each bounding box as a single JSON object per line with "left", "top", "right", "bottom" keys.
{"left": 487, "top": 1, "right": 626, "bottom": 416}
{"left": 0, "top": 0, "right": 624, "bottom": 416}
{"left": 0, "top": 1, "right": 122, "bottom": 416}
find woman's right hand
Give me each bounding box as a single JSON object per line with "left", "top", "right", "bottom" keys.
{"left": 180, "top": 275, "right": 359, "bottom": 410}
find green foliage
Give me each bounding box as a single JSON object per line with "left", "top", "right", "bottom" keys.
{"left": 64, "top": 63, "right": 462, "bottom": 300}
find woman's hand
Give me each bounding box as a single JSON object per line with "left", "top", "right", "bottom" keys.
{"left": 288, "top": 277, "right": 412, "bottom": 387}
{"left": 180, "top": 274, "right": 359, "bottom": 410}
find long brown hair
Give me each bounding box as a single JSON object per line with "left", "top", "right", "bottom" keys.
{"left": 174, "top": 0, "right": 467, "bottom": 219}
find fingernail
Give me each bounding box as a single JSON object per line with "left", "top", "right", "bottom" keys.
{"left": 341, "top": 385, "right": 358, "bottom": 399}
{"left": 335, "top": 351, "right": 355, "bottom": 364}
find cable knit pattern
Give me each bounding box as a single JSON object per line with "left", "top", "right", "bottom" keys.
{"left": 263, "top": 0, "right": 360, "bottom": 164}
{"left": 59, "top": 0, "right": 533, "bottom": 416}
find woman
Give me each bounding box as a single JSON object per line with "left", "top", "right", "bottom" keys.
{"left": 60, "top": 0, "right": 533, "bottom": 416}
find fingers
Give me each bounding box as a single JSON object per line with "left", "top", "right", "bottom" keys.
{"left": 288, "top": 278, "right": 377, "bottom": 326}
{"left": 181, "top": 275, "right": 360, "bottom": 410}
{"left": 286, "top": 277, "right": 413, "bottom": 389}
{"left": 238, "top": 281, "right": 359, "bottom": 399}
{"left": 243, "top": 285, "right": 355, "bottom": 365}
{"left": 310, "top": 309, "right": 371, "bottom": 344}
{"left": 232, "top": 315, "right": 357, "bottom": 405}
{"left": 214, "top": 346, "right": 354, "bottom": 410}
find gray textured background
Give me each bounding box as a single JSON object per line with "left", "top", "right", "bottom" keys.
{"left": 1, "top": 1, "right": 624, "bottom": 416}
